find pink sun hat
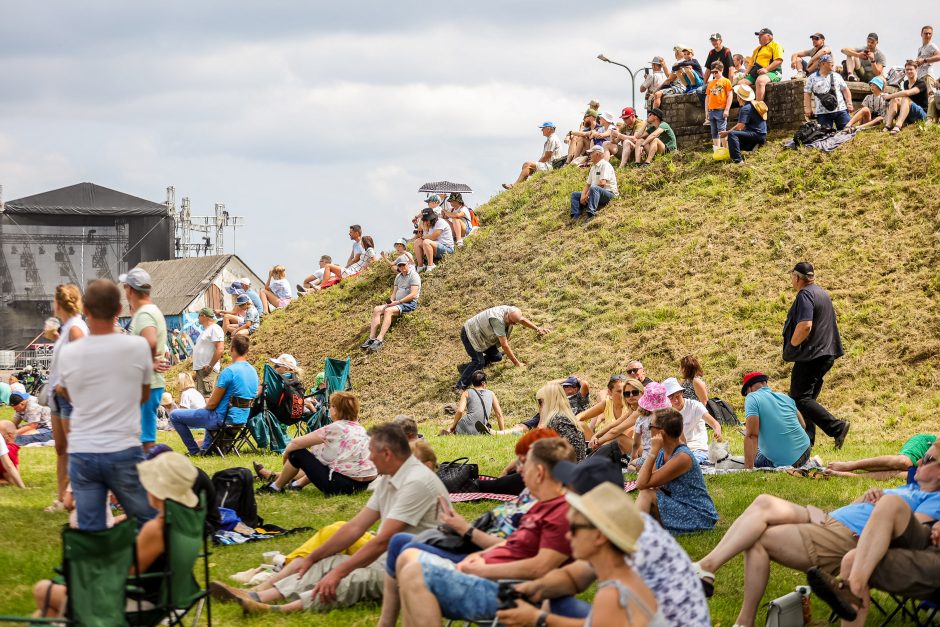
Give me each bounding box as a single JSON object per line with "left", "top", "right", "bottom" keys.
{"left": 638, "top": 382, "right": 671, "bottom": 412}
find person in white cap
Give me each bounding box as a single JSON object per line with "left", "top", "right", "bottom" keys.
{"left": 503, "top": 121, "right": 565, "bottom": 190}
{"left": 590, "top": 112, "right": 618, "bottom": 155}
{"left": 569, "top": 144, "right": 617, "bottom": 220}
{"left": 640, "top": 57, "right": 668, "bottom": 111}
{"left": 120, "top": 266, "right": 168, "bottom": 454}
{"left": 227, "top": 277, "right": 264, "bottom": 313}
{"left": 661, "top": 376, "right": 723, "bottom": 465}
{"left": 361, "top": 256, "right": 421, "bottom": 352}
{"left": 384, "top": 239, "right": 415, "bottom": 267}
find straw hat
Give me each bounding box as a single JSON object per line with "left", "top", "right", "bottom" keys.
{"left": 733, "top": 84, "right": 756, "bottom": 102}
{"left": 137, "top": 452, "right": 198, "bottom": 507}
{"left": 160, "top": 392, "right": 174, "bottom": 406}
{"left": 565, "top": 482, "right": 645, "bottom": 554}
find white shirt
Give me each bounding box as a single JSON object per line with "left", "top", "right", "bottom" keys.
{"left": 10, "top": 382, "right": 26, "bottom": 395}
{"left": 48, "top": 315, "right": 89, "bottom": 389}
{"left": 192, "top": 323, "right": 224, "bottom": 371}
{"left": 917, "top": 42, "right": 940, "bottom": 80}
{"left": 543, "top": 133, "right": 564, "bottom": 161}
{"left": 0, "top": 437, "right": 8, "bottom": 457}
{"left": 641, "top": 70, "right": 667, "bottom": 94}
{"left": 366, "top": 455, "right": 449, "bottom": 533}
{"left": 179, "top": 388, "right": 207, "bottom": 410}
{"left": 429, "top": 218, "right": 455, "bottom": 249}
{"left": 587, "top": 159, "right": 618, "bottom": 196}
{"left": 58, "top": 333, "right": 152, "bottom": 454}
{"left": 678, "top": 398, "right": 709, "bottom": 452}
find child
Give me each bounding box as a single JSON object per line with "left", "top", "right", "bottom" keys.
{"left": 705, "top": 61, "right": 733, "bottom": 150}
{"left": 0, "top": 420, "right": 25, "bottom": 488}
{"left": 846, "top": 76, "right": 888, "bottom": 129}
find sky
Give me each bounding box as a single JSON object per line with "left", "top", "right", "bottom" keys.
{"left": 0, "top": 1, "right": 932, "bottom": 285}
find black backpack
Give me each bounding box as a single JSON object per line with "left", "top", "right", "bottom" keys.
{"left": 212, "top": 467, "right": 262, "bottom": 528}
{"left": 273, "top": 373, "right": 306, "bottom": 425}
{"left": 793, "top": 121, "right": 834, "bottom": 146}
{"left": 707, "top": 398, "right": 742, "bottom": 426}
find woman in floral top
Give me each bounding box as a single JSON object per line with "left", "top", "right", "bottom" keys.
{"left": 259, "top": 391, "right": 377, "bottom": 496}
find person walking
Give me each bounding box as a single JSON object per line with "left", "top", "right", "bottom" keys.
{"left": 783, "top": 262, "right": 850, "bottom": 448}
{"left": 455, "top": 305, "right": 548, "bottom": 391}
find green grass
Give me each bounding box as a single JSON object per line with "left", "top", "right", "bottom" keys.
{"left": 0, "top": 408, "right": 924, "bottom": 625}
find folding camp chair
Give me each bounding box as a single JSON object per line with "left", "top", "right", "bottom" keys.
{"left": 127, "top": 499, "right": 211, "bottom": 627}
{"left": 304, "top": 357, "right": 351, "bottom": 432}
{"left": 251, "top": 364, "right": 300, "bottom": 446}
{"left": 0, "top": 521, "right": 137, "bottom": 625}
{"left": 202, "top": 399, "right": 257, "bottom": 458}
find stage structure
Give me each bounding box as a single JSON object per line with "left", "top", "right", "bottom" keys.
{"left": 166, "top": 187, "right": 245, "bottom": 258}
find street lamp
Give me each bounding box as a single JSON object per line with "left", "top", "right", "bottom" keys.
{"left": 597, "top": 54, "right": 649, "bottom": 111}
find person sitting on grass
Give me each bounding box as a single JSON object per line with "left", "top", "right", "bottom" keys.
{"left": 634, "top": 108, "right": 677, "bottom": 167}
{"left": 628, "top": 384, "right": 672, "bottom": 472}
{"left": 578, "top": 374, "right": 633, "bottom": 438}
{"left": 317, "top": 236, "right": 380, "bottom": 288}
{"left": 441, "top": 193, "right": 474, "bottom": 247}
{"left": 662, "top": 377, "right": 723, "bottom": 465}
{"left": 740, "top": 371, "right": 812, "bottom": 469}
{"left": 391, "top": 438, "right": 575, "bottom": 626}
{"left": 258, "top": 391, "right": 377, "bottom": 496}
{"left": 383, "top": 239, "right": 415, "bottom": 267}
{"left": 846, "top": 76, "right": 888, "bottom": 129}
{"left": 609, "top": 107, "right": 645, "bottom": 168}
{"left": 590, "top": 111, "right": 617, "bottom": 155}
{"left": 32, "top": 452, "right": 201, "bottom": 618}
{"left": 883, "top": 60, "right": 930, "bottom": 134}
{"left": 693, "top": 440, "right": 940, "bottom": 627}
{"left": 413, "top": 208, "right": 454, "bottom": 273}
{"left": 216, "top": 294, "right": 259, "bottom": 336}
{"left": 471, "top": 428, "right": 560, "bottom": 497}
{"left": 297, "top": 255, "right": 332, "bottom": 294}
{"left": 588, "top": 377, "right": 646, "bottom": 466}
{"left": 503, "top": 121, "right": 565, "bottom": 189}
{"left": 721, "top": 84, "right": 767, "bottom": 164}
{"left": 209, "top": 423, "right": 448, "bottom": 615}
{"left": 560, "top": 374, "right": 591, "bottom": 415}
{"left": 448, "top": 370, "right": 506, "bottom": 435}
{"left": 535, "top": 383, "right": 588, "bottom": 461}
{"left": 678, "top": 354, "right": 710, "bottom": 406}
{"left": 563, "top": 110, "right": 598, "bottom": 165}
{"left": 455, "top": 304, "right": 548, "bottom": 391}
{"left": 0, "top": 420, "right": 25, "bottom": 488}
{"left": 826, "top": 434, "right": 936, "bottom": 479}
{"left": 260, "top": 265, "right": 292, "bottom": 313}
{"left": 9, "top": 392, "right": 53, "bottom": 446}
{"left": 569, "top": 144, "right": 617, "bottom": 220}
{"left": 360, "top": 256, "right": 421, "bottom": 353}
{"left": 635, "top": 408, "right": 719, "bottom": 534}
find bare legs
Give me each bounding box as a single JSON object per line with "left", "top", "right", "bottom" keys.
{"left": 827, "top": 454, "right": 911, "bottom": 478}
{"left": 50, "top": 414, "right": 69, "bottom": 503}
{"left": 398, "top": 550, "right": 442, "bottom": 626}
{"left": 737, "top": 525, "right": 814, "bottom": 626}
{"left": 369, "top": 306, "right": 400, "bottom": 342}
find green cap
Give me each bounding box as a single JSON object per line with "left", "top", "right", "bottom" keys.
{"left": 198, "top": 307, "right": 216, "bottom": 319}
{"left": 314, "top": 372, "right": 325, "bottom": 387}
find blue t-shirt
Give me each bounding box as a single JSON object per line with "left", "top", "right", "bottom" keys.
{"left": 744, "top": 386, "right": 811, "bottom": 466}
{"left": 244, "top": 289, "right": 263, "bottom": 313}
{"left": 830, "top": 483, "right": 940, "bottom": 535}
{"left": 0, "top": 382, "right": 11, "bottom": 405}
{"left": 215, "top": 361, "right": 259, "bottom": 425}
{"left": 738, "top": 103, "right": 767, "bottom": 135}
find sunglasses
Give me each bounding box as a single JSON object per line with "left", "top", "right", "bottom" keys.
{"left": 626, "top": 368, "right": 641, "bottom": 374}
{"left": 623, "top": 389, "right": 641, "bottom": 397}
{"left": 610, "top": 374, "right": 627, "bottom": 382}
{"left": 569, "top": 522, "right": 596, "bottom": 533}
{"left": 650, "top": 423, "right": 663, "bottom": 431}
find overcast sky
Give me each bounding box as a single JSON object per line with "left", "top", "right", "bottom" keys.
{"left": 0, "top": 1, "right": 931, "bottom": 284}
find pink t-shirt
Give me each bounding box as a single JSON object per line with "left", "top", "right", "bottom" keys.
{"left": 310, "top": 420, "right": 377, "bottom": 479}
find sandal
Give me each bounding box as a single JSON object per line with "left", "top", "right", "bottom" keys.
{"left": 806, "top": 567, "right": 861, "bottom": 620}
{"left": 890, "top": 126, "right": 901, "bottom": 135}
{"left": 692, "top": 561, "right": 715, "bottom": 598}
{"left": 44, "top": 500, "right": 66, "bottom": 513}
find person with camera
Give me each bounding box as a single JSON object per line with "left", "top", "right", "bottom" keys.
{"left": 360, "top": 255, "right": 421, "bottom": 353}
{"left": 412, "top": 206, "right": 454, "bottom": 273}
{"left": 803, "top": 54, "right": 854, "bottom": 130}
{"left": 840, "top": 33, "right": 886, "bottom": 83}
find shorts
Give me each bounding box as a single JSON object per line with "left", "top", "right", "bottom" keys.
{"left": 708, "top": 109, "right": 727, "bottom": 139}
{"left": 899, "top": 434, "right": 937, "bottom": 465}
{"left": 745, "top": 69, "right": 782, "bottom": 84}
{"left": 795, "top": 515, "right": 858, "bottom": 574}
{"left": 276, "top": 297, "right": 290, "bottom": 308}
{"left": 140, "top": 387, "right": 164, "bottom": 444}
{"left": 534, "top": 161, "right": 552, "bottom": 172}
{"left": 660, "top": 83, "right": 685, "bottom": 96}
{"left": 435, "top": 242, "right": 454, "bottom": 257}
{"left": 855, "top": 67, "right": 876, "bottom": 82}
{"left": 906, "top": 102, "right": 927, "bottom": 124}
{"left": 869, "top": 546, "right": 940, "bottom": 599}
{"left": 395, "top": 300, "right": 418, "bottom": 315}
{"left": 52, "top": 393, "right": 73, "bottom": 419}
{"left": 419, "top": 553, "right": 499, "bottom": 620}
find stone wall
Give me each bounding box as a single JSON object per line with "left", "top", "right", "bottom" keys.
{"left": 659, "top": 78, "right": 873, "bottom": 150}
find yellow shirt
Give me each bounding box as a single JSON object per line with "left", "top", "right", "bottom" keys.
{"left": 751, "top": 41, "right": 784, "bottom": 69}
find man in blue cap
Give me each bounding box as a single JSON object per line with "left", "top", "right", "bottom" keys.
{"left": 497, "top": 456, "right": 711, "bottom": 626}
{"left": 502, "top": 121, "right": 564, "bottom": 190}
{"left": 227, "top": 277, "right": 263, "bottom": 313}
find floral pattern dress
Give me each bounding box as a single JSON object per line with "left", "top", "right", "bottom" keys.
{"left": 310, "top": 420, "right": 376, "bottom": 479}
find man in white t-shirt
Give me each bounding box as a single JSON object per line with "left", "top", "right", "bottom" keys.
{"left": 914, "top": 25, "right": 940, "bottom": 121}
{"left": 502, "top": 121, "right": 565, "bottom": 190}
{"left": 57, "top": 279, "right": 156, "bottom": 530}
{"left": 640, "top": 57, "right": 668, "bottom": 111}
{"left": 346, "top": 225, "right": 364, "bottom": 267}
{"left": 298, "top": 255, "right": 332, "bottom": 295}
{"left": 569, "top": 145, "right": 617, "bottom": 221}
{"left": 662, "top": 377, "right": 723, "bottom": 465}
{"left": 192, "top": 308, "right": 224, "bottom": 395}
{"left": 413, "top": 208, "right": 454, "bottom": 273}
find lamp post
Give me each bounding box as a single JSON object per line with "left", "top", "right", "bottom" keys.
{"left": 597, "top": 54, "right": 649, "bottom": 111}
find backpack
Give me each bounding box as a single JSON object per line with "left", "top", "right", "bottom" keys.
{"left": 467, "top": 208, "right": 481, "bottom": 228}
{"left": 793, "top": 121, "right": 834, "bottom": 146}
{"left": 273, "top": 373, "right": 306, "bottom": 425}
{"left": 706, "top": 398, "right": 741, "bottom": 426}
{"left": 212, "top": 467, "right": 262, "bottom": 528}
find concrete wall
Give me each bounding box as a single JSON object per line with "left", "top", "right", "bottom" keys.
{"left": 660, "top": 78, "right": 874, "bottom": 149}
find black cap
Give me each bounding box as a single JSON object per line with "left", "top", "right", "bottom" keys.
{"left": 810, "top": 32, "right": 825, "bottom": 39}
{"left": 867, "top": 32, "right": 879, "bottom": 41}
{"left": 791, "top": 261, "right": 815, "bottom": 276}
{"left": 8, "top": 393, "right": 27, "bottom": 406}
{"left": 648, "top": 107, "right": 665, "bottom": 121}
{"left": 755, "top": 28, "right": 773, "bottom": 36}
{"left": 420, "top": 207, "right": 436, "bottom": 221}
{"left": 552, "top": 457, "right": 623, "bottom": 495}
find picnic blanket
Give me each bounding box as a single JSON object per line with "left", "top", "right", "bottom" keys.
{"left": 784, "top": 128, "right": 858, "bottom": 152}
{"left": 449, "top": 481, "right": 638, "bottom": 503}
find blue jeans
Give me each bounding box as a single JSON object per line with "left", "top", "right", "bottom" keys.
{"left": 708, "top": 109, "right": 727, "bottom": 139}
{"left": 691, "top": 449, "right": 711, "bottom": 465}
{"left": 140, "top": 386, "right": 164, "bottom": 444}
{"left": 727, "top": 130, "right": 766, "bottom": 162}
{"left": 817, "top": 109, "right": 850, "bottom": 130}
{"left": 14, "top": 427, "right": 53, "bottom": 446}
{"left": 548, "top": 596, "right": 592, "bottom": 618}
{"left": 570, "top": 186, "right": 614, "bottom": 217}
{"left": 170, "top": 407, "right": 222, "bottom": 454}
{"left": 419, "top": 553, "right": 499, "bottom": 620}
{"left": 386, "top": 532, "right": 467, "bottom": 576}
{"left": 69, "top": 446, "right": 156, "bottom": 530}
{"left": 457, "top": 327, "right": 501, "bottom": 389}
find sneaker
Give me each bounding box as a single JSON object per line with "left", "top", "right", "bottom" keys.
{"left": 702, "top": 118, "right": 710, "bottom": 126}
{"left": 834, "top": 422, "right": 851, "bottom": 450}
{"left": 456, "top": 240, "right": 464, "bottom": 247}
{"left": 424, "top": 264, "right": 436, "bottom": 273}
{"left": 360, "top": 338, "right": 376, "bottom": 350}
{"left": 256, "top": 483, "right": 282, "bottom": 495}
{"left": 474, "top": 421, "right": 493, "bottom": 435}
{"left": 368, "top": 339, "right": 384, "bottom": 352}
{"left": 296, "top": 283, "right": 307, "bottom": 295}
{"left": 417, "top": 265, "right": 427, "bottom": 273}
{"left": 501, "top": 183, "right": 514, "bottom": 190}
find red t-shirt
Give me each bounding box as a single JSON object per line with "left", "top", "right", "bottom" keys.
{"left": 484, "top": 495, "right": 571, "bottom": 564}
{"left": 0, "top": 441, "right": 19, "bottom": 479}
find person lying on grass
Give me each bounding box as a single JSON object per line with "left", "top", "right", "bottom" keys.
{"left": 826, "top": 434, "right": 935, "bottom": 479}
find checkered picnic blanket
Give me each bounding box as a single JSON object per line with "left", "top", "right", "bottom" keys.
{"left": 449, "top": 481, "right": 638, "bottom": 503}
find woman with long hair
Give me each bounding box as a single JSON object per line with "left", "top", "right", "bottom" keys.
{"left": 577, "top": 374, "right": 630, "bottom": 436}
{"left": 44, "top": 284, "right": 88, "bottom": 512}
{"left": 317, "top": 236, "right": 380, "bottom": 288}
{"left": 261, "top": 265, "right": 292, "bottom": 313}
{"left": 536, "top": 383, "right": 587, "bottom": 461}
{"left": 588, "top": 378, "right": 646, "bottom": 464}
{"left": 679, "top": 354, "right": 709, "bottom": 406}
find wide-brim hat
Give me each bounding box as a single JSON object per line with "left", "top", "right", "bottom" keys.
{"left": 137, "top": 452, "right": 198, "bottom": 508}
{"left": 160, "top": 392, "right": 174, "bottom": 406}
{"left": 638, "top": 382, "right": 670, "bottom": 411}
{"left": 733, "top": 84, "right": 756, "bottom": 102}
{"left": 566, "top": 482, "right": 645, "bottom": 554}
{"left": 269, "top": 353, "right": 298, "bottom": 370}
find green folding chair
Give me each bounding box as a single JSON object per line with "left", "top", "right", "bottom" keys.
{"left": 0, "top": 520, "right": 137, "bottom": 626}
{"left": 126, "top": 499, "right": 211, "bottom": 626}
{"left": 305, "top": 357, "right": 351, "bottom": 432}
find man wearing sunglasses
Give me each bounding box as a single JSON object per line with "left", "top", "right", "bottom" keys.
{"left": 626, "top": 360, "right": 654, "bottom": 386}
{"left": 694, "top": 441, "right": 940, "bottom": 627}
{"left": 791, "top": 33, "right": 831, "bottom": 77}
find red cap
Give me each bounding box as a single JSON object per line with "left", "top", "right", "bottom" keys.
{"left": 620, "top": 106, "right": 636, "bottom": 119}
{"left": 741, "top": 371, "right": 769, "bottom": 396}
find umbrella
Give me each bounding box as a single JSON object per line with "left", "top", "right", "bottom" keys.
{"left": 417, "top": 181, "right": 473, "bottom": 194}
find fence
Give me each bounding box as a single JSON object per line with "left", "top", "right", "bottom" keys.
{"left": 12, "top": 347, "right": 53, "bottom": 370}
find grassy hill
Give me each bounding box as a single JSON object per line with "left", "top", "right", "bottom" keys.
{"left": 253, "top": 126, "right": 940, "bottom": 439}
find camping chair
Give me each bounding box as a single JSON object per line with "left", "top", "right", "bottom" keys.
{"left": 126, "top": 499, "right": 211, "bottom": 627}
{"left": 304, "top": 357, "right": 351, "bottom": 432}
{"left": 202, "top": 399, "right": 257, "bottom": 458}
{"left": 0, "top": 521, "right": 137, "bottom": 625}
{"left": 249, "top": 364, "right": 300, "bottom": 446}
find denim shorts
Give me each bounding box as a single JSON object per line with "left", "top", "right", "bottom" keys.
{"left": 395, "top": 300, "right": 418, "bottom": 315}
{"left": 708, "top": 109, "right": 727, "bottom": 138}
{"left": 906, "top": 102, "right": 927, "bottom": 124}
{"left": 52, "top": 393, "right": 73, "bottom": 419}
{"left": 435, "top": 242, "right": 454, "bottom": 257}
{"left": 419, "top": 553, "right": 499, "bottom": 620}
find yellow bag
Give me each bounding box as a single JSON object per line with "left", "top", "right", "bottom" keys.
{"left": 713, "top": 147, "right": 731, "bottom": 161}
{"left": 284, "top": 521, "right": 375, "bottom": 563}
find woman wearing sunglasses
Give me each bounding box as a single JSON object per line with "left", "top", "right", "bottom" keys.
{"left": 577, "top": 375, "right": 633, "bottom": 438}
{"left": 587, "top": 378, "right": 646, "bottom": 463}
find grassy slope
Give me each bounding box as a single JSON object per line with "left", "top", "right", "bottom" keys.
{"left": 2, "top": 129, "right": 940, "bottom": 625}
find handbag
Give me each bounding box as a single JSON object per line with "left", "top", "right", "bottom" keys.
{"left": 766, "top": 587, "right": 810, "bottom": 627}
{"left": 817, "top": 74, "right": 839, "bottom": 112}
{"left": 412, "top": 509, "right": 497, "bottom": 553}
{"left": 436, "top": 457, "right": 479, "bottom": 492}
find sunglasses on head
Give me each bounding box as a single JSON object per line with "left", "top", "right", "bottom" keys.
{"left": 610, "top": 374, "right": 627, "bottom": 382}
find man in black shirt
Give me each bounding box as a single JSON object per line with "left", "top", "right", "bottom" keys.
{"left": 698, "top": 34, "right": 735, "bottom": 113}
{"left": 783, "top": 262, "right": 850, "bottom": 448}
{"left": 883, "top": 60, "right": 930, "bottom": 132}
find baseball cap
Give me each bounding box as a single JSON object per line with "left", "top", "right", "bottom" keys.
{"left": 648, "top": 107, "right": 665, "bottom": 121}
{"left": 240, "top": 277, "right": 251, "bottom": 286}
{"left": 819, "top": 54, "right": 833, "bottom": 63}
{"left": 741, "top": 371, "right": 770, "bottom": 396}
{"left": 561, "top": 375, "right": 580, "bottom": 388}
{"left": 587, "top": 144, "right": 605, "bottom": 154}
{"left": 394, "top": 254, "right": 411, "bottom": 265}
{"left": 269, "top": 353, "right": 299, "bottom": 370}
{"left": 8, "top": 393, "right": 26, "bottom": 406}
{"left": 620, "top": 106, "right": 636, "bottom": 119}
{"left": 538, "top": 121, "right": 556, "bottom": 129}
{"left": 394, "top": 237, "right": 409, "bottom": 247}
{"left": 791, "top": 261, "right": 815, "bottom": 276}
{"left": 118, "top": 267, "right": 152, "bottom": 293}
{"left": 584, "top": 109, "right": 598, "bottom": 118}
{"left": 235, "top": 293, "right": 251, "bottom": 305}
{"left": 552, "top": 456, "right": 623, "bottom": 495}
{"left": 198, "top": 307, "right": 217, "bottom": 319}
{"left": 709, "top": 33, "right": 722, "bottom": 40}
{"left": 810, "top": 32, "right": 825, "bottom": 39}
{"left": 867, "top": 32, "right": 879, "bottom": 41}
{"left": 649, "top": 55, "right": 665, "bottom": 65}
{"left": 755, "top": 28, "right": 773, "bottom": 36}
